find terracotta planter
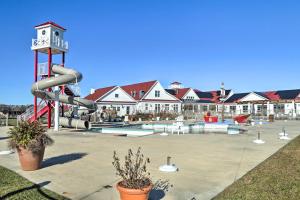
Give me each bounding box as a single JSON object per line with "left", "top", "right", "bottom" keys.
{"left": 116, "top": 182, "right": 152, "bottom": 200}
{"left": 17, "top": 146, "right": 45, "bottom": 171}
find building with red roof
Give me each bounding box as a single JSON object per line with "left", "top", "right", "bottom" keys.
{"left": 85, "top": 80, "right": 300, "bottom": 118}
{"left": 85, "top": 80, "right": 181, "bottom": 116}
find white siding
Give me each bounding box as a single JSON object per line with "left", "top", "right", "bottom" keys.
{"left": 240, "top": 92, "right": 267, "bottom": 102}
{"left": 143, "top": 82, "right": 179, "bottom": 101}
{"left": 100, "top": 87, "right": 136, "bottom": 103}
{"left": 182, "top": 89, "right": 200, "bottom": 101}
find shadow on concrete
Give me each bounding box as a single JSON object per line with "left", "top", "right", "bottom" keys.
{"left": 42, "top": 153, "right": 87, "bottom": 168}
{"left": 149, "top": 179, "right": 172, "bottom": 200}
{"left": 0, "top": 181, "right": 56, "bottom": 200}
{"left": 0, "top": 136, "right": 10, "bottom": 140}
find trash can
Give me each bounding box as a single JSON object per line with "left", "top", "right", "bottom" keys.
{"left": 268, "top": 114, "right": 274, "bottom": 122}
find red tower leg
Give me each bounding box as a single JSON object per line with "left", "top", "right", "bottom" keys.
{"left": 47, "top": 48, "right": 52, "bottom": 128}
{"left": 34, "top": 50, "right": 38, "bottom": 121}
{"left": 61, "top": 52, "right": 65, "bottom": 116}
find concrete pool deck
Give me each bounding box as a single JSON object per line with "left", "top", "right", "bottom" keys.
{"left": 0, "top": 121, "right": 299, "bottom": 200}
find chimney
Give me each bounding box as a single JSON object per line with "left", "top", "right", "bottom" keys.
{"left": 90, "top": 88, "right": 96, "bottom": 94}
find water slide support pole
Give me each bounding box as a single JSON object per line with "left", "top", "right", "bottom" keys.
{"left": 54, "top": 74, "right": 59, "bottom": 131}
{"left": 34, "top": 50, "right": 38, "bottom": 121}
{"left": 61, "top": 52, "right": 65, "bottom": 117}
{"left": 47, "top": 48, "right": 52, "bottom": 128}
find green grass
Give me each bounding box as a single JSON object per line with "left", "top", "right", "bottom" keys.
{"left": 213, "top": 135, "right": 300, "bottom": 200}
{"left": 0, "top": 166, "right": 70, "bottom": 200}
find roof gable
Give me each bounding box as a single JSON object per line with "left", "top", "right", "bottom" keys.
{"left": 239, "top": 92, "right": 269, "bottom": 102}
{"left": 100, "top": 87, "right": 136, "bottom": 102}
{"left": 121, "top": 80, "right": 157, "bottom": 100}
{"left": 182, "top": 88, "right": 200, "bottom": 100}
{"left": 143, "top": 81, "right": 180, "bottom": 101}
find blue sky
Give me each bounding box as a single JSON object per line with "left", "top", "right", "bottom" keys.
{"left": 0, "top": 0, "right": 299, "bottom": 104}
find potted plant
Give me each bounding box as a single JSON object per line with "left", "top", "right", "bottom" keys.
{"left": 112, "top": 147, "right": 152, "bottom": 200}
{"left": 8, "top": 120, "right": 54, "bottom": 171}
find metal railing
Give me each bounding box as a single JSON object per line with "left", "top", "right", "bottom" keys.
{"left": 17, "top": 101, "right": 47, "bottom": 121}
{"left": 31, "top": 38, "right": 68, "bottom": 51}
{"left": 66, "top": 83, "right": 81, "bottom": 97}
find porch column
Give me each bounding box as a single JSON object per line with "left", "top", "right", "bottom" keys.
{"left": 248, "top": 102, "right": 251, "bottom": 114}
{"left": 267, "top": 101, "right": 270, "bottom": 116}
{"left": 292, "top": 100, "right": 296, "bottom": 118}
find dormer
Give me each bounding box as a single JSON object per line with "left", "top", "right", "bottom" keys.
{"left": 31, "top": 21, "right": 68, "bottom": 54}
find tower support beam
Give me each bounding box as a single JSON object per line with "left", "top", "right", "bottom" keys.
{"left": 47, "top": 48, "right": 52, "bottom": 128}
{"left": 34, "top": 50, "right": 38, "bottom": 121}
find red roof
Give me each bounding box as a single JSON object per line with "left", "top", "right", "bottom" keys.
{"left": 85, "top": 86, "right": 116, "bottom": 101}
{"left": 35, "top": 21, "right": 66, "bottom": 31}
{"left": 173, "top": 88, "right": 190, "bottom": 99}
{"left": 121, "top": 80, "right": 157, "bottom": 100}
{"left": 263, "top": 91, "right": 281, "bottom": 101}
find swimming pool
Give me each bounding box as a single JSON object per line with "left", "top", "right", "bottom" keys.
{"left": 90, "top": 121, "right": 243, "bottom": 136}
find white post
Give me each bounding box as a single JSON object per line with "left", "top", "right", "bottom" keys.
{"left": 54, "top": 81, "right": 60, "bottom": 131}
{"left": 248, "top": 102, "right": 251, "bottom": 114}
{"left": 267, "top": 101, "right": 270, "bottom": 116}
{"left": 292, "top": 100, "right": 296, "bottom": 118}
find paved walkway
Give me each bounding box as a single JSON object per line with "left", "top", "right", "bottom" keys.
{"left": 0, "top": 121, "right": 299, "bottom": 200}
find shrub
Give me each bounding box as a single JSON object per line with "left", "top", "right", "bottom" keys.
{"left": 8, "top": 120, "right": 54, "bottom": 154}
{"left": 112, "top": 147, "right": 151, "bottom": 189}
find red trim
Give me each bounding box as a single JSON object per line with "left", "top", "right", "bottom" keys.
{"left": 47, "top": 48, "right": 52, "bottom": 128}
{"left": 34, "top": 50, "right": 38, "bottom": 121}
{"left": 35, "top": 21, "right": 66, "bottom": 30}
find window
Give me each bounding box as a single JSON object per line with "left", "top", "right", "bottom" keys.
{"left": 117, "top": 107, "right": 120, "bottom": 111}
{"left": 155, "top": 104, "right": 161, "bottom": 113}
{"left": 115, "top": 94, "right": 119, "bottom": 98}
{"left": 209, "top": 105, "right": 216, "bottom": 111}
{"left": 155, "top": 90, "right": 160, "bottom": 97}
{"left": 145, "top": 103, "right": 148, "bottom": 111}
{"left": 173, "top": 104, "right": 179, "bottom": 112}
{"left": 229, "top": 106, "right": 236, "bottom": 112}
{"left": 186, "top": 96, "right": 194, "bottom": 101}
{"left": 131, "top": 91, "right": 136, "bottom": 97}
{"left": 274, "top": 104, "right": 284, "bottom": 112}
{"left": 42, "top": 30, "right": 46, "bottom": 35}
{"left": 139, "top": 90, "right": 145, "bottom": 98}
{"left": 243, "top": 105, "right": 248, "bottom": 113}
{"left": 202, "top": 105, "right": 208, "bottom": 112}
{"left": 55, "top": 31, "right": 59, "bottom": 36}
{"left": 165, "top": 104, "right": 169, "bottom": 111}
